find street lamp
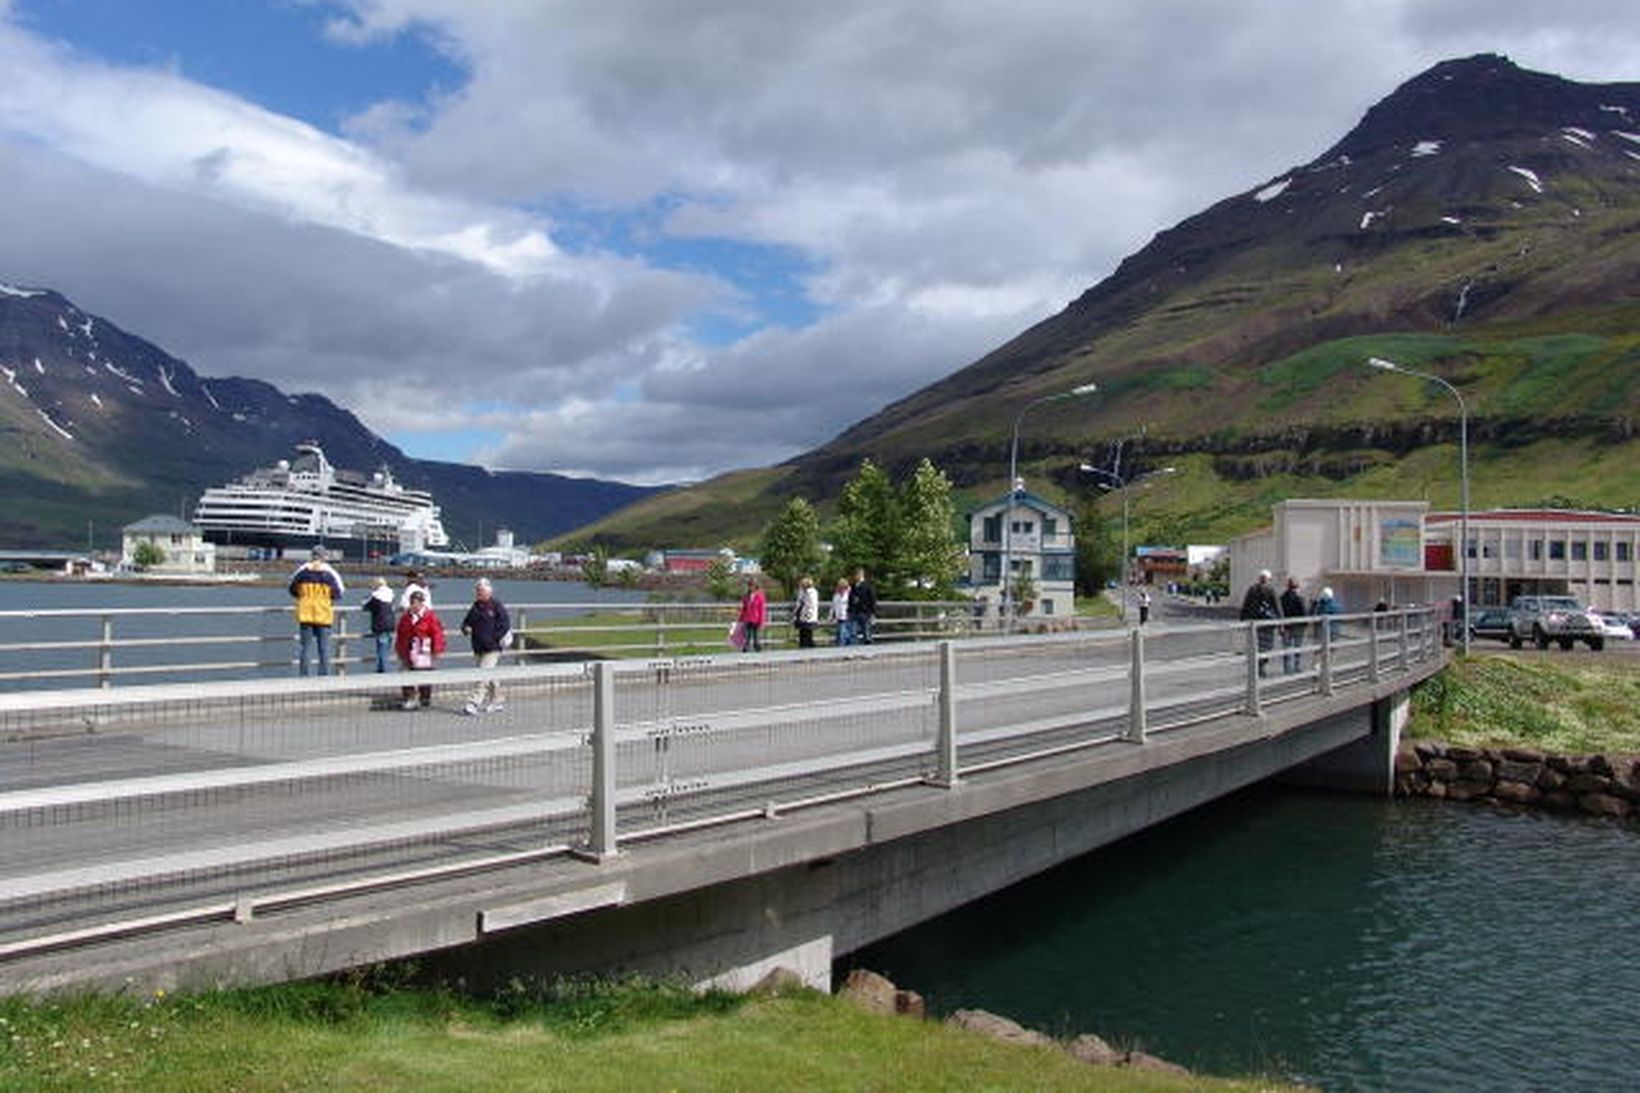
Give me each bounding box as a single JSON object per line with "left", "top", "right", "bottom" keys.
{"left": 1079, "top": 463, "right": 1176, "bottom": 622}
{"left": 1001, "top": 383, "right": 1098, "bottom": 631}
{"left": 1367, "top": 356, "right": 1470, "bottom": 654}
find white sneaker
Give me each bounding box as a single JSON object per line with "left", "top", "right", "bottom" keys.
{"left": 462, "top": 702, "right": 479, "bottom": 716}
{"left": 401, "top": 697, "right": 418, "bottom": 711}
{"left": 484, "top": 701, "right": 506, "bottom": 713}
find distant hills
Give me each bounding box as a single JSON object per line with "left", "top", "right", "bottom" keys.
{"left": 566, "top": 54, "right": 1640, "bottom": 552}
{"left": 0, "top": 287, "right": 658, "bottom": 549}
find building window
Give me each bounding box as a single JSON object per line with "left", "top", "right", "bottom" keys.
{"left": 1043, "top": 516, "right": 1057, "bottom": 537}
{"left": 1594, "top": 541, "right": 1609, "bottom": 562}
{"left": 1529, "top": 539, "right": 1543, "bottom": 561}
{"left": 1011, "top": 520, "right": 1034, "bottom": 535}
{"left": 1548, "top": 540, "right": 1566, "bottom": 561}
{"left": 982, "top": 514, "right": 1001, "bottom": 542}
{"left": 1619, "top": 542, "right": 1632, "bottom": 562}
{"left": 1571, "top": 541, "right": 1587, "bottom": 562}
{"left": 1040, "top": 599, "right": 1055, "bottom": 616}
{"left": 1042, "top": 556, "right": 1075, "bottom": 581}
{"left": 981, "top": 554, "right": 1000, "bottom": 581}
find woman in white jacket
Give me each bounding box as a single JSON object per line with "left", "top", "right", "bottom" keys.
{"left": 794, "top": 575, "right": 820, "bottom": 648}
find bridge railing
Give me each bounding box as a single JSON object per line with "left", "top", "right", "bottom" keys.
{"left": 0, "top": 607, "right": 1437, "bottom": 961}
{"left": 0, "top": 599, "right": 982, "bottom": 690}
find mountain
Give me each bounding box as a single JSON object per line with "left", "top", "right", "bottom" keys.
{"left": 0, "top": 286, "right": 658, "bottom": 549}
{"left": 566, "top": 54, "right": 1640, "bottom": 551}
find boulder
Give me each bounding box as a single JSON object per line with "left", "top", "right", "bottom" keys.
{"left": 1124, "top": 1050, "right": 1192, "bottom": 1076}
{"left": 1064, "top": 1032, "right": 1122, "bottom": 1067}
{"left": 1502, "top": 746, "right": 1545, "bottom": 763}
{"left": 1577, "top": 793, "right": 1633, "bottom": 818}
{"left": 1426, "top": 758, "right": 1460, "bottom": 781}
{"left": 1536, "top": 767, "right": 1567, "bottom": 791}
{"left": 1494, "top": 759, "right": 1542, "bottom": 785}
{"left": 945, "top": 1009, "right": 1055, "bottom": 1049}
{"left": 1394, "top": 750, "right": 1425, "bottom": 775}
{"left": 1414, "top": 741, "right": 1447, "bottom": 760}
{"left": 838, "top": 969, "right": 899, "bottom": 1016}
{"left": 1565, "top": 773, "right": 1612, "bottom": 795}
{"left": 1541, "top": 789, "right": 1577, "bottom": 811}
{"left": 1425, "top": 779, "right": 1449, "bottom": 798}
{"left": 1445, "top": 779, "right": 1492, "bottom": 802}
{"left": 895, "top": 988, "right": 926, "bottom": 1020}
{"left": 1446, "top": 745, "right": 1484, "bottom": 762}
{"left": 749, "top": 966, "right": 807, "bottom": 996}
{"left": 1458, "top": 759, "right": 1494, "bottom": 782}
{"left": 1492, "top": 780, "right": 1542, "bottom": 804}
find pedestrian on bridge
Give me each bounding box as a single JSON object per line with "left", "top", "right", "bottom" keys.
{"left": 1280, "top": 577, "right": 1308, "bottom": 674}
{"left": 395, "top": 589, "right": 445, "bottom": 709}
{"left": 738, "top": 577, "right": 767, "bottom": 652}
{"left": 361, "top": 576, "right": 395, "bottom": 673}
{"left": 793, "top": 575, "right": 819, "bottom": 648}
{"left": 849, "top": 568, "right": 877, "bottom": 644}
{"left": 460, "top": 578, "right": 511, "bottom": 714}
{"left": 830, "top": 577, "right": 853, "bottom": 645}
{"left": 289, "top": 545, "right": 345, "bottom": 676}
{"left": 1239, "top": 569, "right": 1280, "bottom": 678}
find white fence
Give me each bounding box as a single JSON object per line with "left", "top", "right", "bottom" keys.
{"left": 0, "top": 608, "right": 1438, "bottom": 962}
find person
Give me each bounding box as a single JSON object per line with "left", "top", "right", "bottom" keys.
{"left": 460, "top": 577, "right": 511, "bottom": 714}
{"left": 793, "top": 575, "right": 819, "bottom": 648}
{"left": 394, "top": 588, "right": 445, "bottom": 709}
{"left": 1313, "top": 585, "right": 1342, "bottom": 642}
{"left": 848, "top": 568, "right": 877, "bottom": 644}
{"left": 288, "top": 545, "right": 344, "bottom": 676}
{"left": 398, "top": 569, "right": 432, "bottom": 612}
{"left": 737, "top": 577, "right": 767, "bottom": 652}
{"left": 1279, "top": 577, "right": 1308, "bottom": 674}
{"left": 830, "top": 577, "right": 853, "bottom": 645}
{"left": 1239, "top": 569, "right": 1281, "bottom": 678}
{"left": 361, "top": 576, "right": 395, "bottom": 673}
{"left": 1138, "top": 588, "right": 1152, "bottom": 626}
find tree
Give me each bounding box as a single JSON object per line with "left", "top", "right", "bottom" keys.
{"left": 1073, "top": 499, "right": 1120, "bottom": 596}
{"left": 704, "top": 555, "right": 738, "bottom": 601}
{"left": 581, "top": 546, "right": 609, "bottom": 589}
{"left": 829, "top": 460, "right": 902, "bottom": 590}
{"left": 760, "top": 498, "right": 825, "bottom": 599}
{"left": 897, "top": 458, "right": 961, "bottom": 599}
{"left": 132, "top": 541, "right": 166, "bottom": 570}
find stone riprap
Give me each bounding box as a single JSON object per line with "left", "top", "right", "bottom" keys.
{"left": 1396, "top": 742, "right": 1638, "bottom": 819}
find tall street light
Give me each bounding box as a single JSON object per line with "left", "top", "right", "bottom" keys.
{"left": 1368, "top": 356, "right": 1470, "bottom": 654}
{"left": 1002, "top": 383, "right": 1099, "bottom": 631}
{"left": 1079, "top": 463, "right": 1176, "bottom": 622}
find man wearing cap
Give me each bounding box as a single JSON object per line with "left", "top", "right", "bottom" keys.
{"left": 289, "top": 545, "right": 345, "bottom": 676}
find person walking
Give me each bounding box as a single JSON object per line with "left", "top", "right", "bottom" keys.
{"left": 361, "top": 576, "right": 396, "bottom": 673}
{"left": 848, "top": 568, "right": 878, "bottom": 644}
{"left": 289, "top": 545, "right": 344, "bottom": 676}
{"left": 830, "top": 577, "right": 853, "bottom": 645}
{"left": 398, "top": 569, "right": 432, "bottom": 612}
{"left": 1138, "top": 588, "right": 1152, "bottom": 626}
{"left": 1239, "top": 569, "right": 1281, "bottom": 678}
{"left": 737, "top": 577, "right": 767, "bottom": 652}
{"left": 1313, "top": 585, "right": 1342, "bottom": 642}
{"left": 1279, "top": 577, "right": 1308, "bottom": 674}
{"left": 460, "top": 577, "right": 511, "bottom": 715}
{"left": 394, "top": 588, "right": 445, "bottom": 709}
{"left": 793, "top": 575, "right": 819, "bottom": 648}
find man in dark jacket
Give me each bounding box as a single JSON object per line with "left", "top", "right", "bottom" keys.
{"left": 459, "top": 578, "right": 511, "bottom": 715}
{"left": 1239, "top": 569, "right": 1281, "bottom": 678}
{"left": 1279, "top": 577, "right": 1308, "bottom": 674}
{"left": 848, "top": 568, "right": 878, "bottom": 644}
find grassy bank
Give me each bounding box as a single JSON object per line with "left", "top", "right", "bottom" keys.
{"left": 0, "top": 978, "right": 1294, "bottom": 1092}
{"left": 1408, "top": 651, "right": 1640, "bottom": 753}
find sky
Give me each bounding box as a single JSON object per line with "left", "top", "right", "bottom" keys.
{"left": 1, "top": 1, "right": 1637, "bottom": 486}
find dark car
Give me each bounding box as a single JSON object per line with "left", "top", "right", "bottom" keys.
{"left": 1467, "top": 607, "right": 1513, "bottom": 643}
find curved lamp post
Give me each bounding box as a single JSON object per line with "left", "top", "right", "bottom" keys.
{"left": 1079, "top": 463, "right": 1176, "bottom": 622}
{"left": 1368, "top": 356, "right": 1470, "bottom": 654}
{"left": 1001, "top": 383, "right": 1098, "bottom": 632}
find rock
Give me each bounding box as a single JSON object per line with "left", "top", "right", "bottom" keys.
{"left": 1124, "top": 1050, "right": 1192, "bottom": 1076}
{"left": 1458, "top": 759, "right": 1494, "bottom": 782}
{"left": 1502, "top": 746, "right": 1545, "bottom": 763}
{"left": 1536, "top": 767, "right": 1567, "bottom": 790}
{"left": 895, "top": 989, "right": 926, "bottom": 1020}
{"left": 1495, "top": 759, "right": 1542, "bottom": 785}
{"left": 1414, "top": 741, "right": 1447, "bottom": 760}
{"left": 1541, "top": 789, "right": 1577, "bottom": 810}
{"left": 1446, "top": 745, "right": 1484, "bottom": 762}
{"left": 1395, "top": 750, "right": 1424, "bottom": 775}
{"left": 1492, "top": 780, "right": 1542, "bottom": 804}
{"left": 749, "top": 966, "right": 807, "bottom": 996}
{"left": 1577, "top": 793, "right": 1633, "bottom": 818}
{"left": 1446, "top": 779, "right": 1492, "bottom": 802}
{"left": 945, "top": 1009, "right": 1055, "bottom": 1048}
{"left": 838, "top": 969, "right": 899, "bottom": 1016}
{"left": 1426, "top": 758, "right": 1459, "bottom": 781}
{"left": 1426, "top": 779, "right": 1449, "bottom": 798}
{"left": 1565, "top": 773, "right": 1612, "bottom": 795}
{"left": 1589, "top": 755, "right": 1615, "bottom": 777}
{"left": 1064, "top": 1032, "right": 1122, "bottom": 1066}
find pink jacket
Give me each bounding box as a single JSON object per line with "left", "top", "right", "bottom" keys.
{"left": 738, "top": 588, "right": 767, "bottom": 626}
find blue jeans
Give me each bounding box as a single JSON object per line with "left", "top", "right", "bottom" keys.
{"left": 835, "top": 620, "right": 854, "bottom": 646}
{"left": 298, "top": 623, "right": 331, "bottom": 676}
{"left": 372, "top": 630, "right": 392, "bottom": 673}
{"left": 854, "top": 614, "right": 874, "bottom": 644}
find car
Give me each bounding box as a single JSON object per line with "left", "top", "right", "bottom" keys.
{"left": 0, "top": 560, "right": 33, "bottom": 574}
{"left": 1507, "top": 594, "right": 1604, "bottom": 651}
{"left": 1594, "top": 613, "right": 1636, "bottom": 641}
{"left": 1467, "top": 607, "right": 1513, "bottom": 643}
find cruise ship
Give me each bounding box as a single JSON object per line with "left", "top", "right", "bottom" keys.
{"left": 193, "top": 443, "right": 449, "bottom": 559}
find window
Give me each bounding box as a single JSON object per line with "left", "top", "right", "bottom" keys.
{"left": 1011, "top": 520, "right": 1034, "bottom": 535}
{"left": 1529, "top": 539, "right": 1543, "bottom": 561}
{"left": 981, "top": 554, "right": 1000, "bottom": 580}
{"left": 1042, "top": 556, "right": 1075, "bottom": 581}
{"left": 1594, "top": 541, "right": 1609, "bottom": 562}
{"left": 1040, "top": 599, "right": 1055, "bottom": 616}
{"left": 1043, "top": 516, "right": 1058, "bottom": 537}
{"left": 1571, "top": 541, "right": 1587, "bottom": 562}
{"left": 1619, "top": 542, "right": 1632, "bottom": 562}
{"left": 1548, "top": 540, "right": 1566, "bottom": 561}
{"left": 982, "top": 514, "right": 1002, "bottom": 542}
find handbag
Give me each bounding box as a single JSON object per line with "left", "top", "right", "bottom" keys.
{"left": 727, "top": 621, "right": 746, "bottom": 649}
{"left": 410, "top": 635, "right": 433, "bottom": 669}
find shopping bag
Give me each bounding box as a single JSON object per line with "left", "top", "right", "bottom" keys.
{"left": 727, "top": 621, "right": 746, "bottom": 650}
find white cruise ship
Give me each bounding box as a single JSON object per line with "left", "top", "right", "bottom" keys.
{"left": 194, "top": 443, "right": 449, "bottom": 558}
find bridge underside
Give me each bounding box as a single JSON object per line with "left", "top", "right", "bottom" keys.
{"left": 3, "top": 681, "right": 1414, "bottom": 997}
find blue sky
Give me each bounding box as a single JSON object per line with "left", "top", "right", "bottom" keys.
{"left": 1, "top": 1, "right": 1636, "bottom": 483}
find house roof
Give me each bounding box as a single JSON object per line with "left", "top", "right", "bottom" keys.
{"left": 970, "top": 489, "right": 1071, "bottom": 518}
{"left": 123, "top": 515, "right": 199, "bottom": 534}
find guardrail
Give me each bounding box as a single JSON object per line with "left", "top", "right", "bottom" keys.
{"left": 0, "top": 607, "right": 1438, "bottom": 962}
{"left": 0, "top": 599, "right": 985, "bottom": 689}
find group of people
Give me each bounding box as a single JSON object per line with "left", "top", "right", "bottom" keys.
{"left": 732, "top": 568, "right": 877, "bottom": 651}
{"left": 1238, "top": 569, "right": 1341, "bottom": 677}
{"left": 287, "top": 549, "right": 511, "bottom": 714}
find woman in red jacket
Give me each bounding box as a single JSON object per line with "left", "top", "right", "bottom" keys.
{"left": 394, "top": 588, "right": 446, "bottom": 709}
{"left": 737, "top": 577, "right": 767, "bottom": 652}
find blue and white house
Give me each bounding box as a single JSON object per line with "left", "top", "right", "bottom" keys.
{"left": 967, "top": 486, "right": 1077, "bottom": 620}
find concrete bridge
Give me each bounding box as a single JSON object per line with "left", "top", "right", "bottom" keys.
{"left": 0, "top": 609, "right": 1444, "bottom": 996}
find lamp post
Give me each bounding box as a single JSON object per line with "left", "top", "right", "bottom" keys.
{"left": 1080, "top": 463, "right": 1176, "bottom": 622}
{"left": 1001, "top": 383, "right": 1098, "bottom": 632}
{"left": 1368, "top": 356, "right": 1470, "bottom": 654}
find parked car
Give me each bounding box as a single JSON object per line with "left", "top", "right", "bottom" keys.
{"left": 1593, "top": 613, "right": 1636, "bottom": 641}
{"left": 1467, "top": 607, "right": 1513, "bottom": 643}
{"left": 1507, "top": 595, "right": 1604, "bottom": 651}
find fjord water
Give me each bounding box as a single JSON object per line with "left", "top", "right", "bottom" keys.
{"left": 848, "top": 788, "right": 1639, "bottom": 1091}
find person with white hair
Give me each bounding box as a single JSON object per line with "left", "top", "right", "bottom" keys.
{"left": 460, "top": 577, "right": 511, "bottom": 714}
{"left": 1312, "top": 585, "right": 1342, "bottom": 641}
{"left": 1239, "top": 568, "right": 1282, "bottom": 678}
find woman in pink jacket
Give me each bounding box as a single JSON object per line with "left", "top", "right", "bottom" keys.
{"left": 737, "top": 577, "right": 767, "bottom": 652}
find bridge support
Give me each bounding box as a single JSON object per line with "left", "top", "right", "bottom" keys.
{"left": 1282, "top": 687, "right": 1408, "bottom": 797}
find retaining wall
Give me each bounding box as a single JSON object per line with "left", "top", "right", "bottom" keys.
{"left": 1395, "top": 741, "right": 1638, "bottom": 819}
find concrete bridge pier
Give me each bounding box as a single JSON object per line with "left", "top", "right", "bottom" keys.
{"left": 1281, "top": 687, "right": 1409, "bottom": 796}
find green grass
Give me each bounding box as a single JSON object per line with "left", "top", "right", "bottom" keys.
{"left": 521, "top": 606, "right": 743, "bottom": 658}
{"left": 1408, "top": 652, "right": 1640, "bottom": 754}
{"left": 0, "top": 978, "right": 1294, "bottom": 1092}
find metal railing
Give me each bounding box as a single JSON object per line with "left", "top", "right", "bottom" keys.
{"left": 0, "top": 607, "right": 1438, "bottom": 960}
{"left": 0, "top": 599, "right": 985, "bottom": 690}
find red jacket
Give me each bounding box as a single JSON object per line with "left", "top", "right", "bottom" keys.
{"left": 738, "top": 588, "right": 767, "bottom": 626}
{"left": 394, "top": 607, "right": 446, "bottom": 667}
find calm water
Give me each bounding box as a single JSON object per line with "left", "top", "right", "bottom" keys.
{"left": 848, "top": 788, "right": 1639, "bottom": 1091}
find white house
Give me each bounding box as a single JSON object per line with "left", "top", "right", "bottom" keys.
{"left": 967, "top": 487, "right": 1076, "bottom": 620}
{"left": 121, "top": 515, "right": 217, "bottom": 575}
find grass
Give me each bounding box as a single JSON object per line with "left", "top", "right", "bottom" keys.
{"left": 1407, "top": 651, "right": 1640, "bottom": 754}
{"left": 0, "top": 977, "right": 1296, "bottom": 1092}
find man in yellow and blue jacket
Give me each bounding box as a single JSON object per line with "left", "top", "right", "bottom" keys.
{"left": 289, "top": 544, "right": 346, "bottom": 676}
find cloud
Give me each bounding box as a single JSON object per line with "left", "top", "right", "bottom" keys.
{"left": 3, "top": 2, "right": 1639, "bottom": 486}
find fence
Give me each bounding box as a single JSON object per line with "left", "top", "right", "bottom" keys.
{"left": 0, "top": 599, "right": 983, "bottom": 690}
{"left": 0, "top": 607, "right": 1437, "bottom": 961}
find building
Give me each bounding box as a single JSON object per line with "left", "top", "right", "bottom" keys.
{"left": 1228, "top": 499, "right": 1640, "bottom": 613}
{"left": 121, "top": 515, "right": 217, "bottom": 576}
{"left": 966, "top": 488, "right": 1076, "bottom": 620}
